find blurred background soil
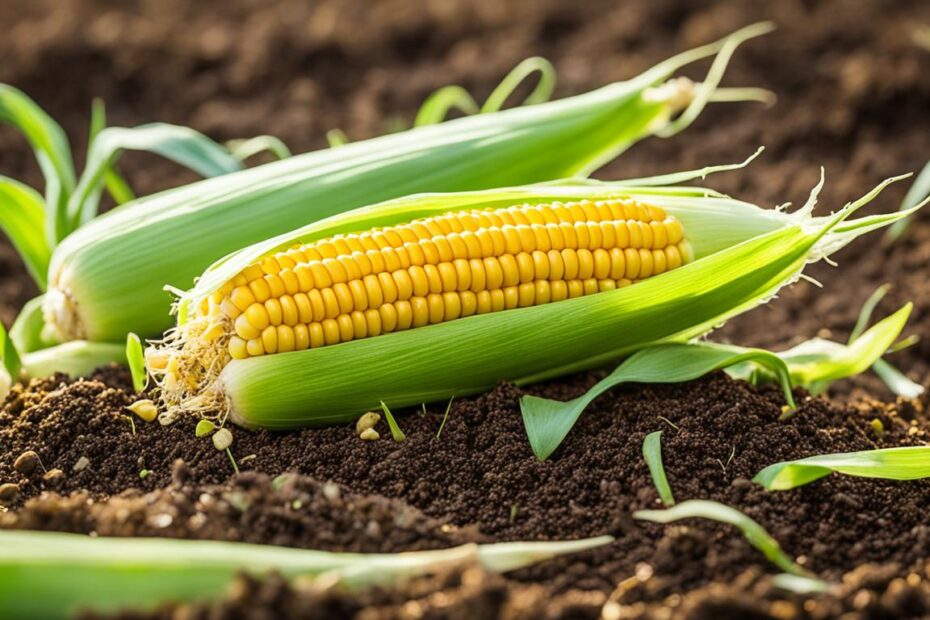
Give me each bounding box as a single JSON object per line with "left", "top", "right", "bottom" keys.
{"left": 2, "top": 1, "right": 930, "bottom": 617}
{"left": 1, "top": 0, "right": 929, "bottom": 395}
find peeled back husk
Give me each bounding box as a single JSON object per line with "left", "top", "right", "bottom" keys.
{"left": 157, "top": 167, "right": 917, "bottom": 429}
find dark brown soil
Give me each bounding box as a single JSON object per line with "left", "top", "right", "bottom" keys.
{"left": 3, "top": 367, "right": 930, "bottom": 618}
{"left": 2, "top": 0, "right": 930, "bottom": 618}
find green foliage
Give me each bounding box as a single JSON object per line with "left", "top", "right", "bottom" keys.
{"left": 754, "top": 446, "right": 930, "bottom": 490}
{"left": 634, "top": 500, "right": 819, "bottom": 580}
{"left": 643, "top": 431, "right": 675, "bottom": 506}
{"left": 125, "top": 332, "right": 146, "bottom": 392}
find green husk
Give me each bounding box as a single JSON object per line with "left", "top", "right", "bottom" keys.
{"left": 158, "top": 166, "right": 916, "bottom": 429}
{"left": 0, "top": 530, "right": 612, "bottom": 619}
{"left": 45, "top": 24, "right": 770, "bottom": 344}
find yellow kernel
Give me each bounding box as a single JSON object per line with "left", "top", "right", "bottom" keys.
{"left": 280, "top": 295, "right": 299, "bottom": 325}
{"left": 333, "top": 282, "right": 354, "bottom": 314}
{"left": 277, "top": 325, "right": 295, "bottom": 353}
{"left": 261, "top": 326, "right": 278, "bottom": 353}
{"left": 236, "top": 312, "right": 262, "bottom": 340}
{"left": 322, "top": 319, "right": 340, "bottom": 345}
{"left": 294, "top": 324, "right": 310, "bottom": 351}
{"left": 395, "top": 300, "right": 413, "bottom": 330}
{"left": 246, "top": 338, "right": 265, "bottom": 357}
{"left": 230, "top": 286, "right": 256, "bottom": 311}
{"left": 229, "top": 336, "right": 248, "bottom": 359}
{"left": 127, "top": 399, "right": 158, "bottom": 423}
{"left": 264, "top": 298, "right": 283, "bottom": 325}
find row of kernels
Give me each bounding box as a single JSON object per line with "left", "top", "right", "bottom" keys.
{"left": 228, "top": 211, "right": 679, "bottom": 287}
{"left": 222, "top": 220, "right": 686, "bottom": 304}
{"left": 226, "top": 244, "right": 688, "bottom": 339}
{"left": 227, "top": 277, "right": 637, "bottom": 359}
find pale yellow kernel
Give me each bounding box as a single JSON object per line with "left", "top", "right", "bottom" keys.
{"left": 246, "top": 338, "right": 265, "bottom": 357}
{"left": 229, "top": 336, "right": 248, "bottom": 359}
{"left": 127, "top": 399, "right": 158, "bottom": 423}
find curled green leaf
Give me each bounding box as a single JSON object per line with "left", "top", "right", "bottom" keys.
{"left": 635, "top": 499, "right": 818, "bottom": 579}
{"left": 521, "top": 342, "right": 795, "bottom": 461}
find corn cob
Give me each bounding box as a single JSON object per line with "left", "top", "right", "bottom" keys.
{"left": 193, "top": 200, "right": 691, "bottom": 362}
{"left": 39, "top": 24, "right": 769, "bottom": 348}
{"left": 150, "top": 171, "right": 916, "bottom": 429}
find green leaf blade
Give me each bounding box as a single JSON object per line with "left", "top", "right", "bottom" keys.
{"left": 643, "top": 431, "right": 675, "bottom": 506}
{"left": 634, "top": 499, "right": 816, "bottom": 579}
{"left": 753, "top": 446, "right": 930, "bottom": 491}
{"left": 0, "top": 177, "right": 52, "bottom": 288}
{"left": 125, "top": 332, "right": 146, "bottom": 392}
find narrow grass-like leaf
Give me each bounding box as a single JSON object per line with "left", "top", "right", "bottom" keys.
{"left": 634, "top": 500, "right": 817, "bottom": 579}
{"left": 227, "top": 135, "right": 292, "bottom": 162}
{"left": 379, "top": 400, "right": 406, "bottom": 443}
{"left": 20, "top": 341, "right": 124, "bottom": 378}
{"left": 0, "top": 318, "right": 22, "bottom": 379}
{"left": 887, "top": 159, "right": 930, "bottom": 242}
{"left": 414, "top": 86, "right": 480, "bottom": 126}
{"left": 753, "top": 446, "right": 930, "bottom": 491}
{"left": 0, "top": 529, "right": 611, "bottom": 619}
{"left": 436, "top": 397, "right": 454, "bottom": 439}
{"left": 521, "top": 342, "right": 794, "bottom": 461}
{"left": 0, "top": 176, "right": 51, "bottom": 288}
{"left": 481, "top": 57, "right": 556, "bottom": 113}
{"left": 0, "top": 84, "right": 76, "bottom": 245}
{"left": 771, "top": 573, "right": 830, "bottom": 594}
{"left": 126, "top": 332, "right": 146, "bottom": 392}
{"left": 871, "top": 358, "right": 924, "bottom": 399}
{"left": 89, "top": 98, "right": 137, "bottom": 206}
{"left": 849, "top": 284, "right": 890, "bottom": 343}
{"left": 325, "top": 129, "right": 349, "bottom": 148}
{"left": 69, "top": 123, "right": 243, "bottom": 227}
{"left": 643, "top": 431, "right": 675, "bottom": 506}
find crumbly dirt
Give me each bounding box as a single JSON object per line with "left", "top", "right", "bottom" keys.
{"left": 3, "top": 367, "right": 930, "bottom": 619}
{"left": 2, "top": 0, "right": 930, "bottom": 618}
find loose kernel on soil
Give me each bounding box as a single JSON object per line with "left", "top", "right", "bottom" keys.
{"left": 360, "top": 428, "right": 380, "bottom": 441}
{"left": 43, "top": 469, "right": 64, "bottom": 486}
{"left": 13, "top": 450, "right": 39, "bottom": 475}
{"left": 0, "top": 482, "right": 20, "bottom": 504}
{"left": 127, "top": 399, "right": 158, "bottom": 422}
{"left": 355, "top": 411, "right": 381, "bottom": 435}
{"left": 213, "top": 428, "right": 233, "bottom": 451}
{"left": 195, "top": 419, "right": 217, "bottom": 437}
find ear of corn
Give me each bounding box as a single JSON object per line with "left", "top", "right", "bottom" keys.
{"left": 151, "top": 168, "right": 917, "bottom": 429}
{"left": 42, "top": 24, "right": 770, "bottom": 345}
